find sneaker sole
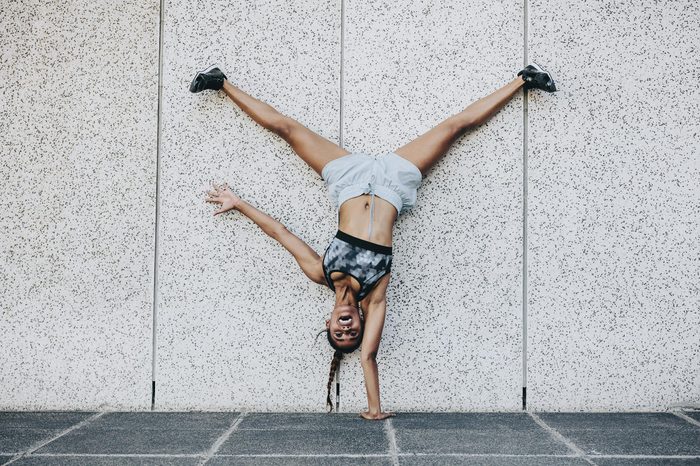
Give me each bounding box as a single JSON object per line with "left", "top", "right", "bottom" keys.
{"left": 531, "top": 61, "right": 557, "bottom": 92}
{"left": 196, "top": 63, "right": 220, "bottom": 75}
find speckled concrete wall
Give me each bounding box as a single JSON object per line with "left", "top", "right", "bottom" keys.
{"left": 337, "top": 0, "right": 524, "bottom": 412}
{"left": 0, "top": 1, "right": 159, "bottom": 409}
{"left": 527, "top": 0, "right": 700, "bottom": 410}
{"left": 3, "top": 0, "right": 699, "bottom": 412}
{"left": 154, "top": 0, "right": 343, "bottom": 410}
{"left": 154, "top": 0, "right": 524, "bottom": 412}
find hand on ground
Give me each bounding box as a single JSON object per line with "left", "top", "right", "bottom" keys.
{"left": 205, "top": 181, "right": 241, "bottom": 216}
{"left": 359, "top": 410, "right": 395, "bottom": 420}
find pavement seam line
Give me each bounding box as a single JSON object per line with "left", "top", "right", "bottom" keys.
{"left": 671, "top": 410, "right": 700, "bottom": 428}
{"left": 384, "top": 417, "right": 400, "bottom": 465}
{"left": 528, "top": 412, "right": 598, "bottom": 465}
{"left": 393, "top": 453, "right": 700, "bottom": 458}
{"left": 14, "top": 453, "right": 700, "bottom": 459}
{"left": 4, "top": 411, "right": 106, "bottom": 465}
{"left": 198, "top": 453, "right": 392, "bottom": 458}
{"left": 588, "top": 455, "right": 700, "bottom": 459}
{"left": 197, "top": 411, "right": 247, "bottom": 465}
{"left": 16, "top": 453, "right": 202, "bottom": 458}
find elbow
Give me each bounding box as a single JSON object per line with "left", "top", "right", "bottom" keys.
{"left": 461, "top": 118, "right": 481, "bottom": 132}
{"left": 451, "top": 121, "right": 467, "bottom": 140}
{"left": 271, "top": 224, "right": 287, "bottom": 240}
{"left": 270, "top": 116, "right": 292, "bottom": 138}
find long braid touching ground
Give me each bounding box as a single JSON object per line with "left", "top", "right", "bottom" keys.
{"left": 316, "top": 304, "right": 364, "bottom": 412}
{"left": 326, "top": 349, "right": 343, "bottom": 412}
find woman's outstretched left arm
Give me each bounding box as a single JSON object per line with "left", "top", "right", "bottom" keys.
{"left": 205, "top": 181, "right": 325, "bottom": 284}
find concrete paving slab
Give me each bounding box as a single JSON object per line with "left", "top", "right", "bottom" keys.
{"left": 392, "top": 413, "right": 572, "bottom": 455}
{"left": 0, "top": 412, "right": 99, "bottom": 455}
{"left": 594, "top": 459, "right": 700, "bottom": 466}
{"left": 10, "top": 457, "right": 199, "bottom": 465}
{"left": 238, "top": 413, "right": 385, "bottom": 430}
{"left": 0, "top": 429, "right": 62, "bottom": 455}
{"left": 208, "top": 457, "right": 392, "bottom": 466}
{"left": 87, "top": 412, "right": 240, "bottom": 431}
{"left": 216, "top": 428, "right": 388, "bottom": 455}
{"left": 32, "top": 428, "right": 224, "bottom": 455}
{"left": 399, "top": 456, "right": 590, "bottom": 466}
{"left": 3, "top": 411, "right": 700, "bottom": 465}
{"left": 391, "top": 412, "right": 537, "bottom": 429}
{"left": 395, "top": 428, "right": 572, "bottom": 456}
{"left": 0, "top": 412, "right": 95, "bottom": 430}
{"left": 538, "top": 413, "right": 700, "bottom": 456}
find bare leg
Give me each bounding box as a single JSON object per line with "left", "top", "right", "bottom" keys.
{"left": 393, "top": 76, "right": 525, "bottom": 176}
{"left": 221, "top": 80, "right": 350, "bottom": 176}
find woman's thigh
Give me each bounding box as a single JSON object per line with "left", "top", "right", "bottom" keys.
{"left": 281, "top": 118, "right": 351, "bottom": 177}
{"left": 392, "top": 118, "right": 459, "bottom": 177}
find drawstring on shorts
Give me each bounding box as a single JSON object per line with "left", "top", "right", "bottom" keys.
{"left": 367, "top": 173, "right": 376, "bottom": 238}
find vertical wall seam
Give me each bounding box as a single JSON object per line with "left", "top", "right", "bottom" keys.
{"left": 332, "top": 0, "right": 346, "bottom": 413}
{"left": 339, "top": 0, "right": 345, "bottom": 149}
{"left": 152, "top": 0, "right": 166, "bottom": 410}
{"left": 522, "top": 0, "right": 529, "bottom": 409}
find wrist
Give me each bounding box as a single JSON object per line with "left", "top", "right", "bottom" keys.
{"left": 233, "top": 198, "right": 245, "bottom": 211}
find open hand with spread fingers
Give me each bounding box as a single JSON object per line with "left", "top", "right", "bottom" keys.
{"left": 205, "top": 181, "right": 242, "bottom": 216}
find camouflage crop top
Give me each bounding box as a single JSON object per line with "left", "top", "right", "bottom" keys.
{"left": 322, "top": 230, "right": 392, "bottom": 301}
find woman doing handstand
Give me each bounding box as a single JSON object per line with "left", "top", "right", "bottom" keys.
{"left": 192, "top": 63, "right": 556, "bottom": 420}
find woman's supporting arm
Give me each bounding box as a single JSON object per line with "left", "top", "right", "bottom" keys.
{"left": 358, "top": 274, "right": 395, "bottom": 420}
{"left": 360, "top": 301, "right": 385, "bottom": 408}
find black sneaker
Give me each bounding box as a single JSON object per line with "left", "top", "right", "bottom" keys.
{"left": 517, "top": 63, "right": 557, "bottom": 92}
{"left": 189, "top": 64, "right": 227, "bottom": 93}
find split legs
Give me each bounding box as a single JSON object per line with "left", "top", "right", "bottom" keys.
{"left": 393, "top": 76, "right": 525, "bottom": 177}
{"left": 221, "top": 80, "right": 350, "bottom": 177}
{"left": 220, "top": 75, "right": 524, "bottom": 179}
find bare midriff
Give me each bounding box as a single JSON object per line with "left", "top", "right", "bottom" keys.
{"left": 337, "top": 194, "right": 397, "bottom": 247}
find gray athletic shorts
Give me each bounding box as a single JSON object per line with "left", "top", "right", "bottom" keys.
{"left": 321, "top": 151, "right": 423, "bottom": 215}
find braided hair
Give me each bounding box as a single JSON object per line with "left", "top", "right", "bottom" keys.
{"left": 325, "top": 349, "right": 344, "bottom": 412}
{"left": 315, "top": 305, "right": 365, "bottom": 413}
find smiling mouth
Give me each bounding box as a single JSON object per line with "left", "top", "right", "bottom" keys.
{"left": 338, "top": 315, "right": 352, "bottom": 324}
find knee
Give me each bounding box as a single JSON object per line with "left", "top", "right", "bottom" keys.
{"left": 452, "top": 117, "right": 479, "bottom": 137}
{"left": 270, "top": 116, "right": 292, "bottom": 138}
{"left": 448, "top": 119, "right": 469, "bottom": 139}
{"left": 470, "top": 117, "right": 487, "bottom": 128}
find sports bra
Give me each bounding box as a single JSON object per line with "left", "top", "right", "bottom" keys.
{"left": 322, "top": 229, "right": 392, "bottom": 301}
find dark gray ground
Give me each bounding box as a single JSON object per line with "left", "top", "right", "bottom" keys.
{"left": 1, "top": 410, "right": 699, "bottom": 465}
